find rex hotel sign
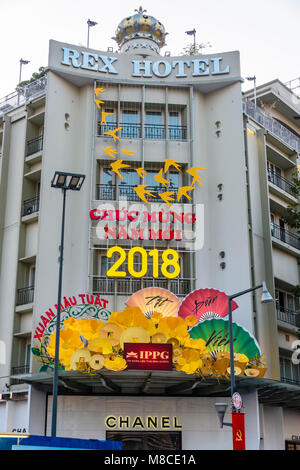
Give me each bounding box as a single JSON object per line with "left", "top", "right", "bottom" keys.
{"left": 124, "top": 343, "right": 172, "bottom": 371}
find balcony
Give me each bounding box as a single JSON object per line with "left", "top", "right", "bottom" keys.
{"left": 0, "top": 76, "right": 47, "bottom": 117}
{"left": 271, "top": 223, "right": 300, "bottom": 250}
{"left": 97, "top": 122, "right": 187, "bottom": 141}
{"left": 11, "top": 364, "right": 30, "bottom": 375}
{"left": 16, "top": 286, "right": 34, "bottom": 306}
{"left": 281, "top": 376, "right": 300, "bottom": 386}
{"left": 96, "top": 184, "right": 190, "bottom": 203}
{"left": 268, "top": 171, "right": 297, "bottom": 198}
{"left": 26, "top": 135, "right": 43, "bottom": 157}
{"left": 92, "top": 276, "right": 193, "bottom": 297}
{"left": 243, "top": 99, "right": 300, "bottom": 153}
{"left": 22, "top": 196, "right": 40, "bottom": 217}
{"left": 277, "top": 305, "right": 299, "bottom": 327}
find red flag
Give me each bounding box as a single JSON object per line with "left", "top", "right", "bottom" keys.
{"left": 232, "top": 412, "right": 246, "bottom": 450}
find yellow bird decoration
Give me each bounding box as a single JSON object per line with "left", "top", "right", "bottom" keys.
{"left": 135, "top": 167, "right": 147, "bottom": 178}
{"left": 103, "top": 146, "right": 118, "bottom": 159}
{"left": 94, "top": 99, "right": 105, "bottom": 110}
{"left": 133, "top": 185, "right": 157, "bottom": 204}
{"left": 177, "top": 185, "right": 195, "bottom": 202}
{"left": 103, "top": 127, "right": 123, "bottom": 142}
{"left": 164, "top": 158, "right": 182, "bottom": 173}
{"left": 121, "top": 148, "right": 135, "bottom": 157}
{"left": 94, "top": 87, "right": 106, "bottom": 96}
{"left": 154, "top": 169, "right": 170, "bottom": 188}
{"left": 110, "top": 160, "right": 131, "bottom": 179}
{"left": 159, "top": 191, "right": 175, "bottom": 207}
{"left": 100, "top": 111, "right": 115, "bottom": 126}
{"left": 186, "top": 166, "right": 206, "bottom": 186}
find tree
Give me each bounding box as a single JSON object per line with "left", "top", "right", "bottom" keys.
{"left": 181, "top": 42, "right": 212, "bottom": 56}
{"left": 17, "top": 66, "right": 46, "bottom": 89}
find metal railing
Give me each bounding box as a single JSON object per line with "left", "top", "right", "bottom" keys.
{"left": 22, "top": 196, "right": 40, "bottom": 217}
{"left": 281, "top": 376, "right": 300, "bottom": 386}
{"left": 271, "top": 223, "right": 300, "bottom": 250}
{"left": 16, "top": 286, "right": 34, "bottom": 306}
{"left": 96, "top": 184, "right": 189, "bottom": 203}
{"left": 276, "top": 305, "right": 299, "bottom": 326}
{"left": 26, "top": 135, "right": 43, "bottom": 156}
{"left": 97, "top": 122, "right": 187, "bottom": 141}
{"left": 92, "top": 276, "right": 193, "bottom": 296}
{"left": 0, "top": 76, "right": 47, "bottom": 116}
{"left": 243, "top": 99, "right": 300, "bottom": 152}
{"left": 268, "top": 171, "right": 297, "bottom": 197}
{"left": 11, "top": 364, "right": 30, "bottom": 375}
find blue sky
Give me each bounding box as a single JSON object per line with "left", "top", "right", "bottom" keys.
{"left": 0, "top": 0, "right": 299, "bottom": 97}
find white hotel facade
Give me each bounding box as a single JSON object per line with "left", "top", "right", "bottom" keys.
{"left": 0, "top": 9, "right": 299, "bottom": 450}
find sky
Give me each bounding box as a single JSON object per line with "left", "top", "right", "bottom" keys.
{"left": 0, "top": 0, "right": 299, "bottom": 98}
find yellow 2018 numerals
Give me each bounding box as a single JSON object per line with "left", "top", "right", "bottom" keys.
{"left": 106, "top": 247, "right": 180, "bottom": 279}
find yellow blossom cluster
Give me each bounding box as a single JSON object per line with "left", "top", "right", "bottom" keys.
{"left": 45, "top": 308, "right": 264, "bottom": 377}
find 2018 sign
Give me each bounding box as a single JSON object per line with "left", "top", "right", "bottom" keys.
{"left": 106, "top": 246, "right": 180, "bottom": 279}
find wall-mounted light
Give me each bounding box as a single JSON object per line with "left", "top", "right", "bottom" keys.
{"left": 165, "top": 51, "right": 171, "bottom": 57}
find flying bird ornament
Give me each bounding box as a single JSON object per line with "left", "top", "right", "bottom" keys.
{"left": 103, "top": 146, "right": 118, "bottom": 159}
{"left": 154, "top": 168, "right": 170, "bottom": 188}
{"left": 164, "top": 159, "right": 182, "bottom": 173}
{"left": 186, "top": 166, "right": 206, "bottom": 186}
{"left": 103, "top": 127, "right": 123, "bottom": 142}
{"left": 94, "top": 99, "right": 105, "bottom": 110}
{"left": 94, "top": 87, "right": 106, "bottom": 96}
{"left": 177, "top": 185, "right": 195, "bottom": 202}
{"left": 100, "top": 111, "right": 115, "bottom": 126}
{"left": 159, "top": 191, "right": 175, "bottom": 207}
{"left": 135, "top": 167, "right": 147, "bottom": 178}
{"left": 110, "top": 160, "right": 131, "bottom": 179}
{"left": 133, "top": 185, "right": 157, "bottom": 204}
{"left": 121, "top": 148, "right": 135, "bottom": 157}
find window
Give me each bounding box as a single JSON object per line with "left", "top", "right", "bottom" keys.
{"left": 169, "top": 111, "right": 180, "bottom": 140}
{"left": 98, "top": 168, "right": 115, "bottom": 200}
{"left": 145, "top": 169, "right": 180, "bottom": 191}
{"left": 119, "top": 169, "right": 139, "bottom": 199}
{"left": 121, "top": 110, "right": 139, "bottom": 138}
{"left": 145, "top": 111, "right": 164, "bottom": 139}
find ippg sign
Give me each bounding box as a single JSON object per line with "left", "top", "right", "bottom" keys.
{"left": 61, "top": 48, "right": 230, "bottom": 78}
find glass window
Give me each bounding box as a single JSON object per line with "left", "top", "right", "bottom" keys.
{"left": 169, "top": 112, "right": 180, "bottom": 140}
{"left": 122, "top": 110, "right": 139, "bottom": 138}
{"left": 145, "top": 170, "right": 180, "bottom": 191}
{"left": 145, "top": 111, "right": 164, "bottom": 139}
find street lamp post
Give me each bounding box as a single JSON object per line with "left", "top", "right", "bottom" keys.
{"left": 87, "top": 19, "right": 98, "bottom": 48}
{"left": 226, "top": 281, "right": 273, "bottom": 449}
{"left": 18, "top": 58, "right": 30, "bottom": 105}
{"left": 246, "top": 75, "right": 257, "bottom": 108}
{"left": 185, "top": 28, "right": 196, "bottom": 53}
{"left": 50, "top": 171, "right": 85, "bottom": 437}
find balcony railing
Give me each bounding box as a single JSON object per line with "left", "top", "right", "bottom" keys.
{"left": 243, "top": 99, "right": 300, "bottom": 152}
{"left": 92, "top": 276, "right": 193, "bottom": 296}
{"left": 16, "top": 286, "right": 34, "bottom": 306}
{"left": 11, "top": 364, "right": 30, "bottom": 375}
{"left": 22, "top": 196, "right": 40, "bottom": 217}
{"left": 268, "top": 171, "right": 297, "bottom": 197}
{"left": 26, "top": 135, "right": 43, "bottom": 157}
{"left": 96, "top": 184, "right": 190, "bottom": 203}
{"left": 281, "top": 376, "right": 300, "bottom": 386}
{"left": 277, "top": 305, "right": 299, "bottom": 326}
{"left": 0, "top": 76, "right": 47, "bottom": 116}
{"left": 271, "top": 223, "right": 300, "bottom": 250}
{"left": 97, "top": 122, "right": 187, "bottom": 141}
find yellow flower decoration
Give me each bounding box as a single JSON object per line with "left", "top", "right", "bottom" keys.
{"left": 183, "top": 337, "right": 207, "bottom": 354}
{"left": 184, "top": 315, "right": 198, "bottom": 328}
{"left": 150, "top": 312, "right": 163, "bottom": 325}
{"left": 157, "top": 317, "right": 189, "bottom": 341}
{"left": 120, "top": 326, "right": 150, "bottom": 349}
{"left": 60, "top": 328, "right": 83, "bottom": 350}
{"left": 88, "top": 337, "right": 113, "bottom": 355}
{"left": 63, "top": 318, "right": 104, "bottom": 341}
{"left": 103, "top": 355, "right": 127, "bottom": 371}
{"left": 175, "top": 348, "right": 203, "bottom": 375}
{"left": 108, "top": 307, "right": 155, "bottom": 335}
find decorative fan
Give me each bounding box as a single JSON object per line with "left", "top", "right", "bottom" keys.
{"left": 126, "top": 287, "right": 180, "bottom": 319}
{"left": 178, "top": 288, "right": 238, "bottom": 323}
{"left": 189, "top": 318, "right": 261, "bottom": 360}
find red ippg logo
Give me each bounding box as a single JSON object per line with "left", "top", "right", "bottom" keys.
{"left": 124, "top": 343, "right": 173, "bottom": 371}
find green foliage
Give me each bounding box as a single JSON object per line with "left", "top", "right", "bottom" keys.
{"left": 181, "top": 42, "right": 212, "bottom": 56}
{"left": 16, "top": 66, "right": 46, "bottom": 89}
{"left": 282, "top": 169, "right": 300, "bottom": 233}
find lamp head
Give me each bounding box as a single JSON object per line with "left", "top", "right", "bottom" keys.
{"left": 261, "top": 281, "right": 273, "bottom": 304}
{"left": 215, "top": 403, "right": 228, "bottom": 428}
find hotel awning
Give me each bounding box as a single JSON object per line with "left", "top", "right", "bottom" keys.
{"left": 12, "top": 370, "right": 300, "bottom": 410}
